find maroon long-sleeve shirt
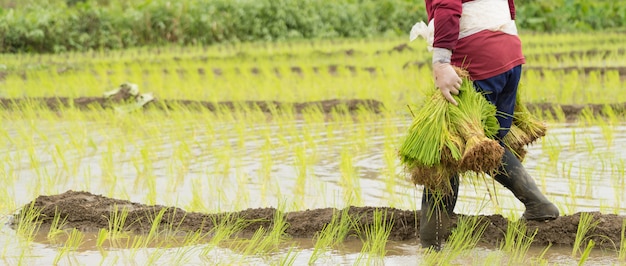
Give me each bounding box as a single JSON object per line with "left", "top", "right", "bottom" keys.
{"left": 425, "top": 0, "right": 524, "bottom": 80}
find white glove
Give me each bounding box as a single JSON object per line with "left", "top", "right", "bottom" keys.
{"left": 432, "top": 48, "right": 461, "bottom": 105}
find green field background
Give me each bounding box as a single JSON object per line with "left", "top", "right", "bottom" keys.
{"left": 1, "top": 0, "right": 624, "bottom": 53}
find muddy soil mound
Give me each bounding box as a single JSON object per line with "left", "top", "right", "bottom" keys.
{"left": 12, "top": 191, "right": 625, "bottom": 249}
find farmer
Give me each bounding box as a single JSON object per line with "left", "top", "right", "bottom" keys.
{"left": 416, "top": 0, "right": 560, "bottom": 250}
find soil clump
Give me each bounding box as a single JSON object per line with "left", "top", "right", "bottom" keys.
{"left": 12, "top": 191, "right": 625, "bottom": 250}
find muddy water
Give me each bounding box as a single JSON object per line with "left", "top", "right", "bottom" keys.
{"left": 1, "top": 116, "right": 625, "bottom": 265}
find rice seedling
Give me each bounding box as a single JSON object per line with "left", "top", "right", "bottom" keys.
{"left": 530, "top": 243, "right": 553, "bottom": 266}
{"left": 340, "top": 145, "right": 363, "bottom": 206}
{"left": 52, "top": 228, "right": 84, "bottom": 265}
{"left": 583, "top": 135, "right": 595, "bottom": 155}
{"left": 46, "top": 209, "right": 68, "bottom": 243}
{"left": 199, "top": 215, "right": 250, "bottom": 258}
{"left": 142, "top": 208, "right": 169, "bottom": 248}
{"left": 572, "top": 212, "right": 600, "bottom": 257}
{"left": 359, "top": 210, "right": 394, "bottom": 258}
{"left": 422, "top": 214, "right": 488, "bottom": 265}
{"left": 309, "top": 208, "right": 352, "bottom": 264}
{"left": 578, "top": 239, "right": 595, "bottom": 266}
{"left": 276, "top": 247, "right": 299, "bottom": 266}
{"left": 499, "top": 220, "right": 538, "bottom": 264}
{"left": 14, "top": 201, "right": 42, "bottom": 243}
{"left": 551, "top": 106, "right": 567, "bottom": 123}
{"left": 96, "top": 228, "right": 108, "bottom": 248}
{"left": 168, "top": 232, "right": 207, "bottom": 265}
{"left": 350, "top": 209, "right": 393, "bottom": 265}
{"left": 106, "top": 205, "right": 131, "bottom": 248}
{"left": 541, "top": 135, "right": 562, "bottom": 164}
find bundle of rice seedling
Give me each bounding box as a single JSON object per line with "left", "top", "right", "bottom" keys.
{"left": 512, "top": 84, "right": 547, "bottom": 143}
{"left": 399, "top": 89, "right": 463, "bottom": 193}
{"left": 399, "top": 92, "right": 463, "bottom": 168}
{"left": 502, "top": 124, "right": 531, "bottom": 161}
{"left": 400, "top": 67, "right": 502, "bottom": 192}
{"left": 500, "top": 84, "right": 548, "bottom": 162}
{"left": 448, "top": 82, "right": 504, "bottom": 173}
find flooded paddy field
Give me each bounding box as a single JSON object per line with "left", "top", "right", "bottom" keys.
{"left": 1, "top": 111, "right": 625, "bottom": 265}
{"left": 1, "top": 33, "right": 626, "bottom": 265}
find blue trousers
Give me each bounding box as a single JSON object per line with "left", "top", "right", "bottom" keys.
{"left": 473, "top": 65, "right": 522, "bottom": 140}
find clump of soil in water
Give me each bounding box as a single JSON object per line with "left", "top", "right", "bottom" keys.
{"left": 12, "top": 191, "right": 625, "bottom": 249}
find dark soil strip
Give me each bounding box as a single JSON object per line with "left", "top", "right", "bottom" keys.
{"left": 0, "top": 98, "right": 386, "bottom": 114}
{"left": 12, "top": 191, "right": 626, "bottom": 249}
{"left": 1, "top": 97, "right": 626, "bottom": 121}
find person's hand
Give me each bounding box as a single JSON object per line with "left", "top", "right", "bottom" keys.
{"left": 433, "top": 62, "right": 461, "bottom": 106}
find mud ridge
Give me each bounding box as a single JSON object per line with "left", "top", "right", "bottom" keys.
{"left": 2, "top": 97, "right": 626, "bottom": 121}
{"left": 12, "top": 191, "right": 626, "bottom": 249}
{"left": 0, "top": 97, "right": 386, "bottom": 114}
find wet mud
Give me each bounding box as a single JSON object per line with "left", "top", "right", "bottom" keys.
{"left": 12, "top": 191, "right": 625, "bottom": 250}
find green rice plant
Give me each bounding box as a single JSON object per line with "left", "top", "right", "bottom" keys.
{"left": 46, "top": 208, "right": 68, "bottom": 243}
{"left": 583, "top": 135, "right": 595, "bottom": 155}
{"left": 583, "top": 167, "right": 593, "bottom": 199}
{"left": 158, "top": 208, "right": 190, "bottom": 242}
{"left": 499, "top": 220, "right": 538, "bottom": 264}
{"left": 351, "top": 209, "right": 393, "bottom": 265}
{"left": 360, "top": 210, "right": 393, "bottom": 257}
{"left": 265, "top": 208, "right": 291, "bottom": 248}
{"left": 145, "top": 247, "right": 168, "bottom": 265}
{"left": 340, "top": 145, "right": 362, "bottom": 206}
{"left": 572, "top": 212, "right": 600, "bottom": 257}
{"left": 52, "top": 228, "right": 84, "bottom": 265}
{"left": 541, "top": 135, "right": 562, "bottom": 164}
{"left": 142, "top": 207, "right": 169, "bottom": 248}
{"left": 578, "top": 239, "right": 595, "bottom": 266}
{"left": 106, "top": 204, "right": 131, "bottom": 248}
{"left": 309, "top": 208, "right": 352, "bottom": 264}
{"left": 597, "top": 117, "right": 615, "bottom": 147}
{"left": 552, "top": 105, "right": 566, "bottom": 123}
{"left": 96, "top": 228, "right": 108, "bottom": 248}
{"left": 14, "top": 201, "right": 43, "bottom": 243}
{"left": 230, "top": 209, "right": 290, "bottom": 257}
{"left": 602, "top": 104, "right": 619, "bottom": 126}
{"left": 200, "top": 215, "right": 251, "bottom": 258}
{"left": 569, "top": 129, "right": 577, "bottom": 152}
{"left": 530, "top": 243, "right": 553, "bottom": 266}
{"left": 168, "top": 231, "right": 208, "bottom": 266}
{"left": 422, "top": 214, "right": 488, "bottom": 265}
{"left": 276, "top": 247, "right": 299, "bottom": 266}
{"left": 579, "top": 107, "right": 596, "bottom": 127}
{"left": 293, "top": 143, "right": 308, "bottom": 199}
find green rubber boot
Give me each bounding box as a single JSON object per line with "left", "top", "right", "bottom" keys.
{"left": 493, "top": 149, "right": 559, "bottom": 221}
